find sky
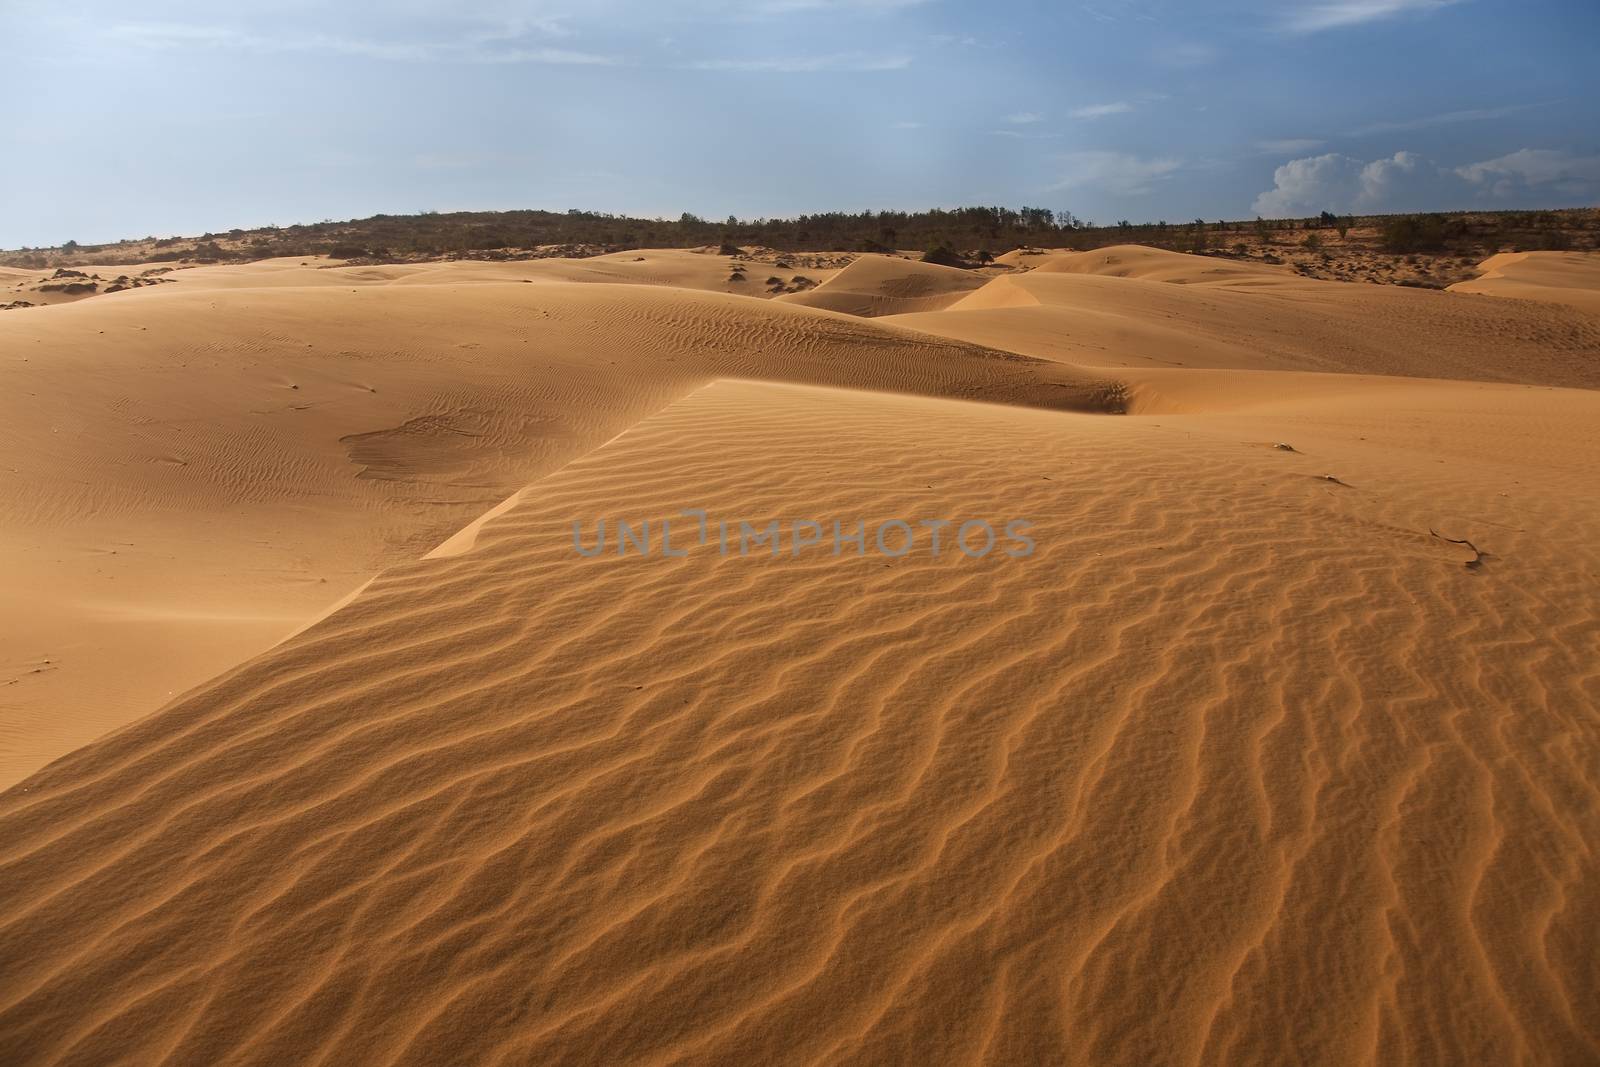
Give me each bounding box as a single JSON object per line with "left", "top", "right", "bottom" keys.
{"left": 2, "top": 0, "right": 1596, "bottom": 248}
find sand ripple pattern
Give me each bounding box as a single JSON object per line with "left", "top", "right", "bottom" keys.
{"left": 1, "top": 381, "right": 1597, "bottom": 1066}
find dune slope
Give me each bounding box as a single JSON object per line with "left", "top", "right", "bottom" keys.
{"left": 0, "top": 278, "right": 1114, "bottom": 785}
{"left": 1028, "top": 244, "right": 1304, "bottom": 288}
{"left": 775, "top": 254, "right": 987, "bottom": 317}
{"left": 1, "top": 376, "right": 1598, "bottom": 1066}
{"left": 1448, "top": 250, "right": 1600, "bottom": 313}
{"left": 889, "top": 259, "right": 1600, "bottom": 386}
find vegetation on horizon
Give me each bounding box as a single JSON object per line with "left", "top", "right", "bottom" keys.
{"left": 5, "top": 205, "right": 1595, "bottom": 271}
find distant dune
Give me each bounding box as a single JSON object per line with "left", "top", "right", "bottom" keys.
{"left": 1448, "top": 250, "right": 1600, "bottom": 313}
{"left": 890, "top": 246, "right": 1600, "bottom": 388}
{"left": 1, "top": 245, "right": 1598, "bottom": 1066}
{"left": 1028, "top": 243, "right": 1303, "bottom": 287}
{"left": 775, "top": 253, "right": 988, "bottom": 317}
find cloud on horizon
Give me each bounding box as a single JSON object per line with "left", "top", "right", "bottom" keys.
{"left": 1281, "top": 0, "right": 1464, "bottom": 34}
{"left": 1253, "top": 147, "right": 1600, "bottom": 216}
{"left": 6, "top": 0, "right": 1594, "bottom": 248}
{"left": 107, "top": 19, "right": 621, "bottom": 65}
{"left": 1456, "top": 149, "right": 1600, "bottom": 199}
{"left": 1348, "top": 102, "right": 1545, "bottom": 136}
{"left": 1052, "top": 151, "right": 1183, "bottom": 197}
{"left": 1070, "top": 102, "right": 1135, "bottom": 120}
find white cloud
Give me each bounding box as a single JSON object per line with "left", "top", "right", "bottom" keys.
{"left": 1051, "top": 151, "right": 1182, "bottom": 196}
{"left": 1005, "top": 112, "right": 1044, "bottom": 125}
{"left": 1350, "top": 103, "right": 1543, "bottom": 136}
{"left": 1455, "top": 149, "right": 1600, "bottom": 199}
{"left": 990, "top": 129, "right": 1061, "bottom": 140}
{"left": 1070, "top": 102, "right": 1134, "bottom": 120}
{"left": 109, "top": 23, "right": 246, "bottom": 47}
{"left": 690, "top": 52, "right": 910, "bottom": 71}
{"left": 1252, "top": 146, "right": 1600, "bottom": 216}
{"left": 1282, "top": 0, "right": 1462, "bottom": 33}
{"left": 1252, "top": 151, "right": 1443, "bottom": 215}
{"left": 1253, "top": 153, "right": 1365, "bottom": 215}
{"left": 1357, "top": 150, "right": 1435, "bottom": 206}
{"left": 476, "top": 47, "right": 619, "bottom": 65}
{"left": 107, "top": 19, "right": 618, "bottom": 64}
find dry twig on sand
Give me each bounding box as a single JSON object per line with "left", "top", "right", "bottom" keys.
{"left": 1430, "top": 528, "right": 1487, "bottom": 570}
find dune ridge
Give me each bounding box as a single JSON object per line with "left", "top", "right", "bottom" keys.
{"left": 1027, "top": 244, "right": 1305, "bottom": 288}
{"left": 775, "top": 254, "right": 987, "bottom": 317}
{"left": 892, "top": 252, "right": 1600, "bottom": 386}
{"left": 0, "top": 276, "right": 1115, "bottom": 785}
{"left": 1448, "top": 250, "right": 1600, "bottom": 313}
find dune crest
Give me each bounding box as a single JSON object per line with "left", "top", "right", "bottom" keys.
{"left": 1028, "top": 244, "right": 1302, "bottom": 288}
{"left": 775, "top": 254, "right": 987, "bottom": 317}
{"left": 0, "top": 275, "right": 1114, "bottom": 786}
{"left": 1448, "top": 250, "right": 1600, "bottom": 312}
{"left": 892, "top": 248, "right": 1600, "bottom": 384}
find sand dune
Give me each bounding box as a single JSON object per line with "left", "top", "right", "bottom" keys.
{"left": 0, "top": 276, "right": 1113, "bottom": 786}
{"left": 1, "top": 244, "right": 1598, "bottom": 1065}
{"left": 1028, "top": 244, "right": 1305, "bottom": 288}
{"left": 775, "top": 254, "right": 987, "bottom": 317}
{"left": 2, "top": 250, "right": 847, "bottom": 312}
{"left": 1449, "top": 250, "right": 1600, "bottom": 312}
{"left": 990, "top": 247, "right": 1068, "bottom": 269}
{"left": 3, "top": 372, "right": 1598, "bottom": 1065}
{"left": 891, "top": 258, "right": 1600, "bottom": 386}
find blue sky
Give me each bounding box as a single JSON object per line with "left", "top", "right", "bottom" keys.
{"left": 3, "top": 0, "right": 1596, "bottom": 247}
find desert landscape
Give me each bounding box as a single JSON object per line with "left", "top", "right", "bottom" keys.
{"left": 4, "top": 1, "right": 1598, "bottom": 1064}
{"left": 1, "top": 235, "right": 1597, "bottom": 1065}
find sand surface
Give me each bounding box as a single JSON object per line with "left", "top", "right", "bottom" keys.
{"left": 774, "top": 254, "right": 988, "bottom": 317}
{"left": 1, "top": 246, "right": 1597, "bottom": 1065}
{"left": 1448, "top": 250, "right": 1600, "bottom": 313}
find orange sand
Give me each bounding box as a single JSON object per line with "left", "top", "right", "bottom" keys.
{"left": 1, "top": 246, "right": 1597, "bottom": 1065}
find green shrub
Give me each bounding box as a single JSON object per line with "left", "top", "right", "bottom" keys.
{"left": 1382, "top": 216, "right": 1446, "bottom": 254}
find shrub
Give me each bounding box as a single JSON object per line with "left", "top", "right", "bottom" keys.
{"left": 921, "top": 245, "right": 970, "bottom": 269}
{"left": 1382, "top": 215, "right": 1446, "bottom": 254}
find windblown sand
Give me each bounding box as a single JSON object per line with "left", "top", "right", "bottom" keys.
{"left": 0, "top": 247, "right": 1597, "bottom": 1065}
